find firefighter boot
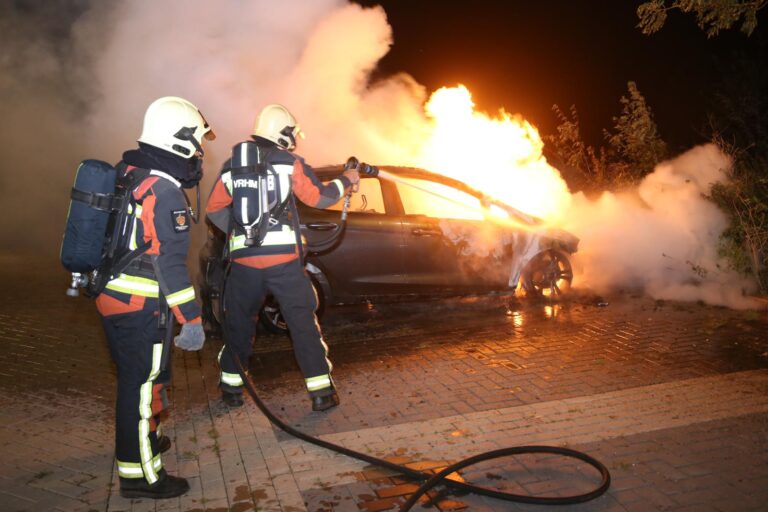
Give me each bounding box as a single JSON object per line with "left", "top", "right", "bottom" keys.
{"left": 221, "top": 390, "right": 244, "bottom": 408}
{"left": 120, "top": 470, "right": 189, "bottom": 499}
{"left": 312, "top": 390, "right": 340, "bottom": 412}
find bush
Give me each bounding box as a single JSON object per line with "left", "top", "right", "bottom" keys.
{"left": 708, "top": 143, "right": 768, "bottom": 294}
{"left": 545, "top": 81, "right": 667, "bottom": 193}
{"left": 705, "top": 40, "right": 768, "bottom": 294}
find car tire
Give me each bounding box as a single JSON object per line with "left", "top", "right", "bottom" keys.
{"left": 521, "top": 249, "right": 574, "bottom": 298}
{"left": 259, "top": 275, "right": 326, "bottom": 334}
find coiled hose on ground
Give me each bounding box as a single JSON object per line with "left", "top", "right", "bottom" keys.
{"left": 234, "top": 356, "right": 611, "bottom": 511}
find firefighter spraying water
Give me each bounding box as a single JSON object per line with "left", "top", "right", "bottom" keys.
{"left": 206, "top": 104, "right": 360, "bottom": 411}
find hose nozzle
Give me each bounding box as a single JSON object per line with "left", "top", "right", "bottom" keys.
{"left": 359, "top": 163, "right": 379, "bottom": 176}
{"left": 345, "top": 156, "right": 378, "bottom": 177}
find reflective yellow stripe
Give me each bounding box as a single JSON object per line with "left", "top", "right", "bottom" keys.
{"left": 129, "top": 215, "right": 138, "bottom": 251}
{"left": 218, "top": 347, "right": 244, "bottom": 387}
{"left": 106, "top": 274, "right": 159, "bottom": 297}
{"left": 132, "top": 205, "right": 143, "bottom": 250}
{"left": 127, "top": 204, "right": 143, "bottom": 251}
{"left": 138, "top": 343, "right": 163, "bottom": 484}
{"left": 229, "top": 235, "right": 247, "bottom": 252}
{"left": 117, "top": 454, "right": 163, "bottom": 479}
{"left": 331, "top": 178, "right": 344, "bottom": 197}
{"left": 263, "top": 227, "right": 297, "bottom": 245}
{"left": 229, "top": 226, "right": 296, "bottom": 252}
{"left": 305, "top": 374, "right": 331, "bottom": 391}
{"left": 320, "top": 335, "right": 333, "bottom": 372}
{"left": 166, "top": 286, "right": 195, "bottom": 307}
{"left": 221, "top": 371, "right": 243, "bottom": 387}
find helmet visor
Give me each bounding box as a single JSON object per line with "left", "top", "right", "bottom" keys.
{"left": 198, "top": 109, "right": 216, "bottom": 141}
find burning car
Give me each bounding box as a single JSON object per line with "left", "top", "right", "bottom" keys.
{"left": 198, "top": 165, "right": 579, "bottom": 333}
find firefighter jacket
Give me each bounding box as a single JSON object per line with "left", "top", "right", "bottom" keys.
{"left": 206, "top": 141, "right": 353, "bottom": 269}
{"left": 96, "top": 166, "right": 201, "bottom": 324}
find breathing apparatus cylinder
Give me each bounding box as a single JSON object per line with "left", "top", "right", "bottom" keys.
{"left": 230, "top": 141, "right": 276, "bottom": 248}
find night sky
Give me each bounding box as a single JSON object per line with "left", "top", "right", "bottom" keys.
{"left": 355, "top": 0, "right": 767, "bottom": 153}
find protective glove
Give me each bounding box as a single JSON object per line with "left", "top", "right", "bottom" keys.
{"left": 174, "top": 322, "right": 205, "bottom": 351}
{"left": 342, "top": 168, "right": 360, "bottom": 187}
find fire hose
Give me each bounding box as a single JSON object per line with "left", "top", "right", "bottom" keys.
{"left": 233, "top": 354, "right": 611, "bottom": 509}
{"left": 307, "top": 155, "right": 499, "bottom": 254}
{"left": 247, "top": 157, "right": 611, "bottom": 508}
{"left": 308, "top": 155, "right": 546, "bottom": 255}
{"left": 304, "top": 157, "right": 363, "bottom": 254}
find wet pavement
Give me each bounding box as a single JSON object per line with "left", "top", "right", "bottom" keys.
{"left": 1, "top": 253, "right": 767, "bottom": 511}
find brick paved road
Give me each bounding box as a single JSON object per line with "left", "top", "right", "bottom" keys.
{"left": 0, "top": 253, "right": 766, "bottom": 511}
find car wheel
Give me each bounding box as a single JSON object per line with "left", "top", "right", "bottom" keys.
{"left": 259, "top": 276, "right": 326, "bottom": 334}
{"left": 522, "top": 249, "right": 574, "bottom": 298}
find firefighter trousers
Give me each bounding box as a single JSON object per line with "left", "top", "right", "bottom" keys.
{"left": 101, "top": 300, "right": 170, "bottom": 484}
{"left": 219, "top": 259, "right": 334, "bottom": 397}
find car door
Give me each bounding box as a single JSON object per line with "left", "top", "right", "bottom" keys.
{"left": 298, "top": 174, "right": 409, "bottom": 302}
{"left": 393, "top": 176, "right": 513, "bottom": 292}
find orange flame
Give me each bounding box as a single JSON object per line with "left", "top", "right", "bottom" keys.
{"left": 415, "top": 85, "right": 571, "bottom": 223}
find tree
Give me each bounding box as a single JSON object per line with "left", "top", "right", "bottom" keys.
{"left": 545, "top": 104, "right": 609, "bottom": 191}
{"left": 604, "top": 82, "right": 668, "bottom": 182}
{"left": 637, "top": 0, "right": 766, "bottom": 37}
{"left": 545, "top": 82, "right": 667, "bottom": 192}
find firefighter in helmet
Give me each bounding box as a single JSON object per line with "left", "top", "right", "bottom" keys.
{"left": 206, "top": 104, "right": 359, "bottom": 411}
{"left": 96, "top": 96, "right": 215, "bottom": 499}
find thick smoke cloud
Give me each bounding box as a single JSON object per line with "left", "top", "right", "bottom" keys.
{"left": 0, "top": 1, "right": 88, "bottom": 252}
{"left": 562, "top": 144, "right": 758, "bottom": 308}
{"left": 0, "top": 0, "right": 425, "bottom": 253}
{"left": 0, "top": 1, "right": 758, "bottom": 308}
{"left": 79, "top": 0, "right": 428, "bottom": 170}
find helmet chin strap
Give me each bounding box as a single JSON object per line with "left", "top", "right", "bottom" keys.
{"left": 174, "top": 126, "right": 206, "bottom": 223}
{"left": 191, "top": 183, "right": 201, "bottom": 224}
{"left": 186, "top": 148, "right": 203, "bottom": 224}
{"left": 175, "top": 174, "right": 201, "bottom": 224}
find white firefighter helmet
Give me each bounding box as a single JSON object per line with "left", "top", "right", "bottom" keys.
{"left": 138, "top": 96, "right": 215, "bottom": 158}
{"left": 252, "top": 104, "right": 302, "bottom": 150}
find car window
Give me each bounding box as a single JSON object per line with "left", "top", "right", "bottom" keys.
{"left": 396, "top": 178, "right": 484, "bottom": 220}
{"left": 323, "top": 177, "right": 386, "bottom": 214}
